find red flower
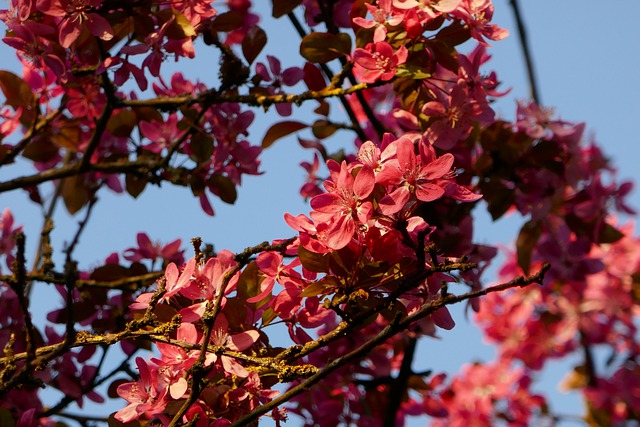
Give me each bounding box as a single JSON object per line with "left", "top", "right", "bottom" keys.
{"left": 38, "top": 0, "right": 114, "bottom": 48}
{"left": 353, "top": 41, "right": 408, "bottom": 84}
{"left": 115, "top": 357, "right": 169, "bottom": 423}
{"left": 376, "top": 137, "right": 456, "bottom": 214}
{"left": 309, "top": 160, "right": 376, "bottom": 250}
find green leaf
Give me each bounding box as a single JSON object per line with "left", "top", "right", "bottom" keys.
{"left": 189, "top": 174, "right": 206, "bottom": 196}
{"left": 262, "top": 120, "right": 307, "bottom": 148}
{"left": 261, "top": 307, "right": 278, "bottom": 326}
{"left": 395, "top": 65, "right": 432, "bottom": 80}
{"left": 0, "top": 70, "right": 34, "bottom": 108}
{"left": 566, "top": 214, "right": 625, "bottom": 244}
{"left": 50, "top": 121, "right": 82, "bottom": 151}
{"left": 596, "top": 222, "right": 625, "bottom": 244}
{"left": 108, "top": 379, "right": 129, "bottom": 399}
{"left": 516, "top": 220, "right": 543, "bottom": 275}
{"left": 242, "top": 25, "right": 267, "bottom": 65}
{"left": 223, "top": 298, "right": 249, "bottom": 326}
{"left": 434, "top": 21, "right": 471, "bottom": 46}
{"left": 300, "top": 32, "right": 352, "bottom": 63}
{"left": 300, "top": 281, "right": 327, "bottom": 297}
{"left": 0, "top": 145, "right": 9, "bottom": 163}
{"left": 428, "top": 41, "right": 458, "bottom": 73}
{"left": 272, "top": 0, "right": 303, "bottom": 18}
{"left": 480, "top": 180, "right": 515, "bottom": 220}
{"left": 90, "top": 264, "right": 131, "bottom": 281}
{"left": 22, "top": 138, "right": 59, "bottom": 163}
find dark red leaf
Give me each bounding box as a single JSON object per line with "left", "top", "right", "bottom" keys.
{"left": 242, "top": 25, "right": 267, "bottom": 65}
{"left": 262, "top": 120, "right": 308, "bottom": 148}
{"left": 303, "top": 62, "right": 326, "bottom": 91}
{"left": 272, "top": 0, "right": 303, "bottom": 18}
{"left": 516, "top": 220, "right": 543, "bottom": 275}
{"left": 207, "top": 174, "right": 237, "bottom": 204}
{"left": 125, "top": 174, "right": 147, "bottom": 198}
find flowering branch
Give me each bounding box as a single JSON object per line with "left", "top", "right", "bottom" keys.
{"left": 231, "top": 263, "right": 550, "bottom": 426}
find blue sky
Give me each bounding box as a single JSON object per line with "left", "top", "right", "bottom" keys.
{"left": 1, "top": 0, "right": 639, "bottom": 424}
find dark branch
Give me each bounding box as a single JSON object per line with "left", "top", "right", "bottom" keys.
{"left": 509, "top": 0, "right": 541, "bottom": 104}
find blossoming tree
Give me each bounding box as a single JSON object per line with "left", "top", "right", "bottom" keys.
{"left": 0, "top": 0, "right": 638, "bottom": 426}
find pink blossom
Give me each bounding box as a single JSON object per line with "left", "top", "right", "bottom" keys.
{"left": 433, "top": 361, "right": 545, "bottom": 426}
{"left": 422, "top": 80, "right": 486, "bottom": 149}
{"left": 393, "top": 0, "right": 462, "bottom": 17}
{"left": 205, "top": 314, "right": 260, "bottom": 378}
{"left": 256, "top": 55, "right": 304, "bottom": 116}
{"left": 0, "top": 209, "right": 22, "bottom": 272}
{"left": 37, "top": 0, "right": 114, "bottom": 48}
{"left": 102, "top": 56, "right": 147, "bottom": 91}
{"left": 65, "top": 81, "right": 105, "bottom": 121}
{"left": 454, "top": 0, "right": 509, "bottom": 46}
{"left": 309, "top": 160, "right": 376, "bottom": 250}
{"left": 124, "top": 232, "right": 184, "bottom": 265}
{"left": 352, "top": 0, "right": 403, "bottom": 43}
{"left": 299, "top": 153, "right": 324, "bottom": 199}
{"left": 178, "top": 251, "right": 238, "bottom": 321}
{"left": 169, "top": 0, "right": 216, "bottom": 27}
{"left": 138, "top": 114, "right": 186, "bottom": 154}
{"left": 115, "top": 357, "right": 169, "bottom": 423}
{"left": 353, "top": 41, "right": 408, "bottom": 84}
{"left": 248, "top": 251, "right": 304, "bottom": 303}
{"left": 3, "top": 25, "right": 65, "bottom": 77}
{"left": 162, "top": 258, "right": 196, "bottom": 301}
{"left": 376, "top": 137, "right": 479, "bottom": 214}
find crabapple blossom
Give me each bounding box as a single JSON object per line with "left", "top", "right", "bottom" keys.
{"left": 38, "top": 0, "right": 114, "bottom": 48}
{"left": 353, "top": 41, "right": 408, "bottom": 83}
{"left": 123, "top": 232, "right": 184, "bottom": 265}
{"left": 352, "top": 0, "right": 403, "bottom": 43}
{"left": 255, "top": 55, "right": 304, "bottom": 116}
{"left": 0, "top": 209, "right": 22, "bottom": 272}
{"left": 115, "top": 358, "right": 169, "bottom": 423}
{"left": 309, "top": 160, "right": 376, "bottom": 249}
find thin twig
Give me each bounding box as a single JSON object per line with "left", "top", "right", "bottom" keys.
{"left": 0, "top": 270, "right": 164, "bottom": 291}
{"left": 509, "top": 0, "right": 541, "bottom": 104}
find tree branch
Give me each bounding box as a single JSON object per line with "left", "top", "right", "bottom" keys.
{"left": 509, "top": 0, "right": 541, "bottom": 104}
{"left": 229, "top": 263, "right": 550, "bottom": 427}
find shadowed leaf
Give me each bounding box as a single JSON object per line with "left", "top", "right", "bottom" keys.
{"left": 300, "top": 32, "right": 352, "bottom": 63}
{"left": 262, "top": 120, "right": 307, "bottom": 148}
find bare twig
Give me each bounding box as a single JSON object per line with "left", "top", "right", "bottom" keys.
{"left": 509, "top": 0, "right": 541, "bottom": 104}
